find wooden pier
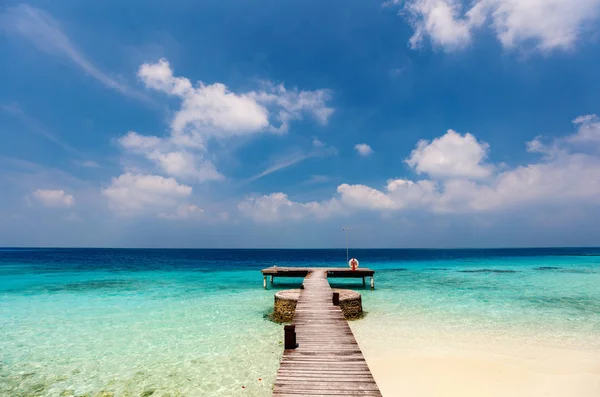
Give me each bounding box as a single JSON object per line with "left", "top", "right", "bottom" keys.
{"left": 261, "top": 267, "right": 375, "bottom": 290}
{"left": 264, "top": 268, "right": 381, "bottom": 396}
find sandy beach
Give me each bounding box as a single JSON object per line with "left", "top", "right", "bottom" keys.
{"left": 359, "top": 335, "right": 600, "bottom": 397}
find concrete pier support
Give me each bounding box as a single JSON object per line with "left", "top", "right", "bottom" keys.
{"left": 263, "top": 275, "right": 267, "bottom": 289}
{"left": 370, "top": 276, "right": 374, "bottom": 290}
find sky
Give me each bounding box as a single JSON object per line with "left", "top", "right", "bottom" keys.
{"left": 1, "top": 0, "right": 600, "bottom": 248}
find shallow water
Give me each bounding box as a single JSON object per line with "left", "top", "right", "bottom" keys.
{"left": 1, "top": 248, "right": 599, "bottom": 396}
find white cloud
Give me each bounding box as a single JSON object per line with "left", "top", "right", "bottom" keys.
{"left": 405, "top": 129, "right": 492, "bottom": 179}
{"left": 396, "top": 0, "right": 600, "bottom": 52}
{"left": 117, "top": 131, "right": 223, "bottom": 182}
{"left": 0, "top": 5, "right": 145, "bottom": 100}
{"left": 239, "top": 114, "right": 600, "bottom": 221}
{"left": 102, "top": 173, "right": 198, "bottom": 217}
{"left": 238, "top": 193, "right": 341, "bottom": 222}
{"left": 337, "top": 183, "right": 397, "bottom": 210}
{"left": 250, "top": 82, "right": 334, "bottom": 132}
{"left": 158, "top": 204, "right": 203, "bottom": 220}
{"left": 119, "top": 131, "right": 164, "bottom": 152}
{"left": 32, "top": 189, "right": 74, "bottom": 208}
{"left": 338, "top": 179, "right": 438, "bottom": 211}
{"left": 567, "top": 114, "right": 600, "bottom": 144}
{"left": 354, "top": 143, "right": 373, "bottom": 156}
{"left": 312, "top": 138, "right": 325, "bottom": 147}
{"left": 404, "top": 0, "right": 483, "bottom": 50}
{"left": 119, "top": 59, "right": 334, "bottom": 184}
{"left": 138, "top": 58, "right": 333, "bottom": 146}
{"left": 486, "top": 0, "right": 600, "bottom": 51}
{"left": 147, "top": 150, "right": 223, "bottom": 182}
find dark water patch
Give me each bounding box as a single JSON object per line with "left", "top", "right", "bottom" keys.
{"left": 46, "top": 279, "right": 137, "bottom": 292}
{"left": 424, "top": 268, "right": 451, "bottom": 271}
{"left": 458, "top": 269, "right": 519, "bottom": 273}
{"left": 534, "top": 266, "right": 561, "bottom": 271}
{"left": 1, "top": 279, "right": 145, "bottom": 295}
{"left": 378, "top": 268, "right": 409, "bottom": 273}
{"left": 558, "top": 268, "right": 597, "bottom": 274}
{"left": 415, "top": 274, "right": 498, "bottom": 291}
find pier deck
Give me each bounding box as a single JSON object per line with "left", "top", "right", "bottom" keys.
{"left": 272, "top": 269, "right": 381, "bottom": 396}
{"left": 261, "top": 267, "right": 375, "bottom": 289}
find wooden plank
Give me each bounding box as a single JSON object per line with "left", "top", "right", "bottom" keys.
{"left": 273, "top": 269, "right": 382, "bottom": 396}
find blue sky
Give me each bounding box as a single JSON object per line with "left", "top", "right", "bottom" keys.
{"left": 1, "top": 0, "right": 600, "bottom": 248}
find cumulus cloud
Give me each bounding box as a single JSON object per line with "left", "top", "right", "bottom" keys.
{"left": 137, "top": 58, "right": 333, "bottom": 145}
{"left": 32, "top": 189, "right": 74, "bottom": 208}
{"left": 338, "top": 179, "right": 438, "bottom": 211}
{"left": 238, "top": 193, "right": 341, "bottom": 223}
{"left": 117, "top": 59, "right": 334, "bottom": 184}
{"left": 249, "top": 82, "right": 334, "bottom": 132}
{"left": 354, "top": 143, "right": 373, "bottom": 156}
{"left": 395, "top": 0, "right": 600, "bottom": 52}
{"left": 403, "top": 0, "right": 484, "bottom": 50}
{"left": 240, "top": 114, "right": 600, "bottom": 221}
{"left": 117, "top": 131, "right": 223, "bottom": 182}
{"left": 119, "top": 131, "right": 164, "bottom": 152}
{"left": 406, "top": 129, "right": 492, "bottom": 179}
{"left": 102, "top": 173, "right": 200, "bottom": 218}
{"left": 567, "top": 114, "right": 600, "bottom": 145}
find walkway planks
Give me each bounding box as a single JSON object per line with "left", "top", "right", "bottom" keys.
{"left": 273, "top": 269, "right": 382, "bottom": 396}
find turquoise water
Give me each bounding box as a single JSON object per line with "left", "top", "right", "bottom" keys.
{"left": 1, "top": 248, "right": 599, "bottom": 396}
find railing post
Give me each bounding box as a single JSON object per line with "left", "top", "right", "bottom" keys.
{"left": 284, "top": 325, "right": 298, "bottom": 349}
{"left": 332, "top": 292, "right": 340, "bottom": 306}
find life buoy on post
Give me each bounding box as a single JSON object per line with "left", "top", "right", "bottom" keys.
{"left": 349, "top": 258, "right": 359, "bottom": 271}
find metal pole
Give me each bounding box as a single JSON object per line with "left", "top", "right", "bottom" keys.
{"left": 346, "top": 230, "right": 348, "bottom": 263}
{"left": 342, "top": 227, "right": 350, "bottom": 264}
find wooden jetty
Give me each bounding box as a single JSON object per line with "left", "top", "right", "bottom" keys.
{"left": 264, "top": 268, "right": 381, "bottom": 396}
{"left": 261, "top": 267, "right": 375, "bottom": 290}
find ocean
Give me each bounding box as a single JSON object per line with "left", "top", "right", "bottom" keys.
{"left": 1, "top": 248, "right": 599, "bottom": 396}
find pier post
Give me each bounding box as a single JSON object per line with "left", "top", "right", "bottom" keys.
{"left": 270, "top": 275, "right": 274, "bottom": 285}
{"left": 371, "top": 276, "right": 374, "bottom": 290}
{"left": 263, "top": 275, "right": 267, "bottom": 289}
{"left": 284, "top": 325, "right": 298, "bottom": 349}
{"left": 362, "top": 277, "right": 366, "bottom": 287}
{"left": 332, "top": 292, "right": 340, "bottom": 306}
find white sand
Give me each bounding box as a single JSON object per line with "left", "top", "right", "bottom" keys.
{"left": 360, "top": 339, "right": 600, "bottom": 397}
